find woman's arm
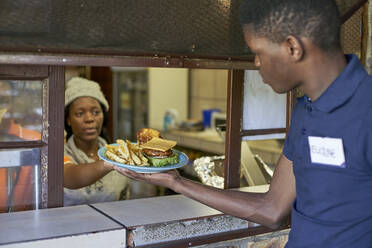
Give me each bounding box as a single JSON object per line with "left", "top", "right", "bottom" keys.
{"left": 116, "top": 154, "right": 295, "bottom": 229}
{"left": 64, "top": 160, "right": 114, "bottom": 189}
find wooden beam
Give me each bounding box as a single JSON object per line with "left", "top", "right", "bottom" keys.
{"left": 47, "top": 66, "right": 65, "bottom": 208}
{"left": 361, "top": 2, "right": 369, "bottom": 67}
{"left": 241, "top": 128, "right": 286, "bottom": 137}
{"left": 224, "top": 70, "right": 244, "bottom": 189}
{"left": 340, "top": 0, "right": 368, "bottom": 24}
{"left": 0, "top": 53, "right": 255, "bottom": 70}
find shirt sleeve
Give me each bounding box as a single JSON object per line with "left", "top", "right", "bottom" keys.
{"left": 282, "top": 106, "right": 299, "bottom": 162}
{"left": 282, "top": 131, "right": 293, "bottom": 161}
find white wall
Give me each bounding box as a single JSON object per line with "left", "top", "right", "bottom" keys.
{"left": 148, "top": 68, "right": 188, "bottom": 130}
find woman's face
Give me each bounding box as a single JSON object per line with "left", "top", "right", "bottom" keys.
{"left": 67, "top": 97, "right": 104, "bottom": 142}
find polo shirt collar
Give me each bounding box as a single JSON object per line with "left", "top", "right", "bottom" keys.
{"left": 310, "top": 54, "right": 367, "bottom": 113}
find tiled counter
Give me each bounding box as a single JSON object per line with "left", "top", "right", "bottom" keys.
{"left": 92, "top": 194, "right": 256, "bottom": 247}
{"left": 0, "top": 205, "right": 126, "bottom": 248}
{"left": 0, "top": 185, "right": 289, "bottom": 248}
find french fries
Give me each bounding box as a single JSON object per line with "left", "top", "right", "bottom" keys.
{"left": 105, "top": 139, "right": 149, "bottom": 166}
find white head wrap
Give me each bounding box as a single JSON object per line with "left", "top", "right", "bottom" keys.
{"left": 65, "top": 77, "right": 109, "bottom": 112}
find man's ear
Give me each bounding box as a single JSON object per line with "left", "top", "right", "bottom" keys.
{"left": 284, "top": 35, "right": 304, "bottom": 62}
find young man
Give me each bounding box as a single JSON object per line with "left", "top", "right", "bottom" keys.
{"left": 115, "top": 0, "right": 372, "bottom": 247}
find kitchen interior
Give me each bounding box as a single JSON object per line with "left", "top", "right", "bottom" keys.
{"left": 64, "top": 65, "right": 285, "bottom": 198}
{"left": 0, "top": 64, "right": 287, "bottom": 247}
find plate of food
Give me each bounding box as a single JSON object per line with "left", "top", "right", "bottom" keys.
{"left": 98, "top": 128, "right": 189, "bottom": 173}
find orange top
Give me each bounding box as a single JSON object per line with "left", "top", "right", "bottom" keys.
{"left": 64, "top": 155, "right": 73, "bottom": 165}
{"left": 7, "top": 119, "right": 41, "bottom": 141}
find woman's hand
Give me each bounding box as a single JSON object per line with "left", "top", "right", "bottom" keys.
{"left": 102, "top": 160, "right": 115, "bottom": 172}
{"left": 113, "top": 167, "right": 180, "bottom": 190}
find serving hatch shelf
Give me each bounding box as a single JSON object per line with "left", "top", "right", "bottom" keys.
{"left": 162, "top": 129, "right": 225, "bottom": 155}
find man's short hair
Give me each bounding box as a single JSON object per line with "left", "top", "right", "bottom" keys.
{"left": 240, "top": 0, "right": 341, "bottom": 52}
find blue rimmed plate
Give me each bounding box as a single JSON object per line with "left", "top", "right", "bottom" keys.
{"left": 98, "top": 144, "right": 189, "bottom": 173}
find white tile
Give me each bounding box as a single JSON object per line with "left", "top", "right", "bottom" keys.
{"left": 1, "top": 230, "right": 125, "bottom": 248}
{"left": 0, "top": 205, "right": 123, "bottom": 245}
{"left": 92, "top": 194, "right": 222, "bottom": 228}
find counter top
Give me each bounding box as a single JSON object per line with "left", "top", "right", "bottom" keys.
{"left": 92, "top": 185, "right": 270, "bottom": 229}
{"left": 92, "top": 194, "right": 222, "bottom": 228}
{"left": 164, "top": 129, "right": 283, "bottom": 166}
{"left": 92, "top": 185, "right": 269, "bottom": 247}
{"left": 163, "top": 129, "right": 225, "bottom": 155}
{"left": 0, "top": 205, "right": 124, "bottom": 246}
{"left": 0, "top": 185, "right": 272, "bottom": 248}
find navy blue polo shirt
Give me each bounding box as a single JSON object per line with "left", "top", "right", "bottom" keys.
{"left": 283, "top": 54, "right": 372, "bottom": 247}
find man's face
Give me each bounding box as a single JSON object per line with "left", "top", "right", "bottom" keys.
{"left": 244, "top": 28, "right": 300, "bottom": 94}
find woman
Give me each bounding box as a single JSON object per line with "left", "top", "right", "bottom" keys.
{"left": 64, "top": 77, "right": 129, "bottom": 206}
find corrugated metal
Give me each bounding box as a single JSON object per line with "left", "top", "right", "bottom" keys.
{"left": 0, "top": 0, "right": 363, "bottom": 60}
{"left": 0, "top": 0, "right": 247, "bottom": 60}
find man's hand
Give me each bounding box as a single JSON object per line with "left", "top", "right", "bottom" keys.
{"left": 114, "top": 167, "right": 180, "bottom": 189}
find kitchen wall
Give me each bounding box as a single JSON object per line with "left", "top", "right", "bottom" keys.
{"left": 148, "top": 68, "right": 188, "bottom": 130}
{"left": 147, "top": 68, "right": 229, "bottom": 130}
{"left": 190, "top": 69, "right": 228, "bottom": 120}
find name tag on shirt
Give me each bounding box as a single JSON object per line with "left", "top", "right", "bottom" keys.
{"left": 308, "top": 136, "right": 345, "bottom": 167}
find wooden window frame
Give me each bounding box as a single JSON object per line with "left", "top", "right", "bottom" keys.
{"left": 0, "top": 65, "right": 64, "bottom": 208}
{"left": 224, "top": 69, "right": 297, "bottom": 189}
{"left": 0, "top": 58, "right": 292, "bottom": 208}
{"left": 0, "top": 53, "right": 295, "bottom": 245}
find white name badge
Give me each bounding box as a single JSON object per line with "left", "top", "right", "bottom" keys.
{"left": 308, "top": 136, "right": 345, "bottom": 167}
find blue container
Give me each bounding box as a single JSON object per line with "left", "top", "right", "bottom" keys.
{"left": 163, "top": 113, "right": 172, "bottom": 132}
{"left": 202, "top": 109, "right": 220, "bottom": 129}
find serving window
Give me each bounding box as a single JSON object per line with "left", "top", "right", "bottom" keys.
{"left": 0, "top": 0, "right": 364, "bottom": 205}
